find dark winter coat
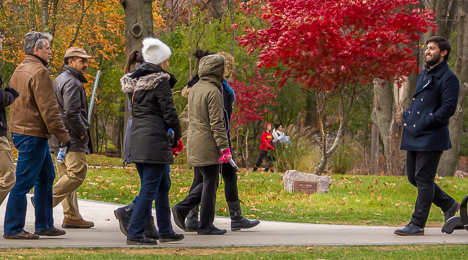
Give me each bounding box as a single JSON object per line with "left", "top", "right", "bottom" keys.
{"left": 121, "top": 63, "right": 181, "bottom": 165}
{"left": 400, "top": 61, "right": 460, "bottom": 151}
{"left": 49, "top": 66, "right": 91, "bottom": 153}
{"left": 187, "top": 55, "right": 229, "bottom": 166}
{"left": 0, "top": 75, "right": 20, "bottom": 137}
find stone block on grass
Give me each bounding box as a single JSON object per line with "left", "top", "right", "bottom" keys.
{"left": 283, "top": 170, "right": 332, "bottom": 193}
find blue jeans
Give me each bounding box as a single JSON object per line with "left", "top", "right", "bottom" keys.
{"left": 4, "top": 134, "right": 56, "bottom": 234}
{"left": 132, "top": 164, "right": 170, "bottom": 215}
{"left": 127, "top": 163, "right": 173, "bottom": 238}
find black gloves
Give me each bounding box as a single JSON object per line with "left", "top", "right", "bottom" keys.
{"left": 60, "top": 140, "right": 72, "bottom": 152}
{"left": 4, "top": 87, "right": 19, "bottom": 98}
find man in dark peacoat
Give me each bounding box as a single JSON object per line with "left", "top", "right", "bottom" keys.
{"left": 395, "top": 36, "right": 460, "bottom": 236}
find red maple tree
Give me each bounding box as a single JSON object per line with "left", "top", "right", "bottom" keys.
{"left": 236, "top": 0, "right": 436, "bottom": 174}
{"left": 230, "top": 68, "right": 277, "bottom": 128}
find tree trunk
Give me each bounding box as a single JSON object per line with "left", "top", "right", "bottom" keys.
{"left": 438, "top": 0, "right": 468, "bottom": 176}
{"left": 121, "top": 0, "right": 155, "bottom": 159}
{"left": 41, "top": 0, "right": 49, "bottom": 31}
{"left": 304, "top": 89, "right": 317, "bottom": 129}
{"left": 370, "top": 124, "right": 379, "bottom": 175}
{"left": 371, "top": 80, "right": 392, "bottom": 173}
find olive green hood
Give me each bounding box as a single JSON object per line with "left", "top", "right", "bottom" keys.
{"left": 198, "top": 55, "right": 225, "bottom": 87}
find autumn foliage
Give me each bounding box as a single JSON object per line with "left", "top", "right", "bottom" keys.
{"left": 237, "top": 0, "right": 437, "bottom": 90}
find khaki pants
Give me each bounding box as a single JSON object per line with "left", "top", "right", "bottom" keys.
{"left": 0, "top": 136, "right": 15, "bottom": 206}
{"left": 53, "top": 151, "right": 87, "bottom": 220}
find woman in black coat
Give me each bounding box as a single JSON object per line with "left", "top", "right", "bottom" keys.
{"left": 120, "top": 38, "right": 183, "bottom": 245}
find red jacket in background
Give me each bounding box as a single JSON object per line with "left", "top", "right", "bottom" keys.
{"left": 259, "top": 132, "right": 274, "bottom": 151}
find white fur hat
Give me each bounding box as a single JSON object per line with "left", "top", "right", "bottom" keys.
{"left": 142, "top": 38, "right": 172, "bottom": 66}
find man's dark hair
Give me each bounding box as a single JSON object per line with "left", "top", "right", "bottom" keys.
{"left": 64, "top": 56, "right": 78, "bottom": 66}
{"left": 426, "top": 36, "right": 451, "bottom": 61}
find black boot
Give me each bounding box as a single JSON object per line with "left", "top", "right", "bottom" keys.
{"left": 185, "top": 206, "right": 199, "bottom": 232}
{"left": 144, "top": 216, "right": 159, "bottom": 239}
{"left": 227, "top": 200, "right": 260, "bottom": 231}
{"left": 114, "top": 202, "right": 134, "bottom": 236}
{"left": 252, "top": 166, "right": 258, "bottom": 172}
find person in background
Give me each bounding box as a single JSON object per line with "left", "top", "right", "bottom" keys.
{"left": 121, "top": 37, "right": 184, "bottom": 245}
{"left": 45, "top": 47, "right": 94, "bottom": 229}
{"left": 272, "top": 123, "right": 285, "bottom": 143}
{"left": 172, "top": 54, "right": 232, "bottom": 235}
{"left": 5, "top": 31, "right": 70, "bottom": 239}
{"left": 182, "top": 50, "right": 260, "bottom": 233}
{"left": 253, "top": 123, "right": 275, "bottom": 173}
{"left": 0, "top": 33, "right": 19, "bottom": 209}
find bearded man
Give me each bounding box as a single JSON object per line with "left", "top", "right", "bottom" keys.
{"left": 395, "top": 36, "right": 460, "bottom": 236}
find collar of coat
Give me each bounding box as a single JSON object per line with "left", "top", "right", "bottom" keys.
{"left": 120, "top": 72, "right": 171, "bottom": 93}
{"left": 25, "top": 55, "right": 48, "bottom": 67}
{"left": 423, "top": 60, "right": 449, "bottom": 79}
{"left": 63, "top": 65, "right": 88, "bottom": 83}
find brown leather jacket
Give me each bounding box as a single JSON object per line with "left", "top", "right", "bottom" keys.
{"left": 9, "top": 55, "right": 69, "bottom": 143}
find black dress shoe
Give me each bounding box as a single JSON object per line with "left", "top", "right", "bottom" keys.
{"left": 198, "top": 226, "right": 227, "bottom": 235}
{"left": 126, "top": 236, "right": 157, "bottom": 245}
{"left": 159, "top": 232, "right": 185, "bottom": 242}
{"left": 172, "top": 205, "right": 188, "bottom": 231}
{"left": 35, "top": 227, "right": 66, "bottom": 236}
{"left": 444, "top": 201, "right": 460, "bottom": 222}
{"left": 3, "top": 230, "right": 39, "bottom": 239}
{"left": 394, "top": 223, "right": 424, "bottom": 236}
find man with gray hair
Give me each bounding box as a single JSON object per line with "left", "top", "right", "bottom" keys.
{"left": 4, "top": 31, "right": 70, "bottom": 239}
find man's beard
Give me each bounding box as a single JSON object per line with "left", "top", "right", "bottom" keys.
{"left": 426, "top": 52, "right": 441, "bottom": 67}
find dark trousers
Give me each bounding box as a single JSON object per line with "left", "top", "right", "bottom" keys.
{"left": 255, "top": 150, "right": 273, "bottom": 169}
{"left": 407, "top": 151, "right": 455, "bottom": 227}
{"left": 127, "top": 163, "right": 173, "bottom": 238}
{"left": 4, "top": 134, "right": 55, "bottom": 234}
{"left": 189, "top": 162, "right": 239, "bottom": 203}
{"left": 176, "top": 164, "right": 220, "bottom": 234}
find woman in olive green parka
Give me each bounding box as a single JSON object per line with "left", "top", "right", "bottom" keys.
{"left": 172, "top": 55, "right": 232, "bottom": 235}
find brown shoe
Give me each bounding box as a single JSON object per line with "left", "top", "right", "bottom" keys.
{"left": 3, "top": 230, "right": 39, "bottom": 239}
{"left": 62, "top": 217, "right": 94, "bottom": 228}
{"left": 34, "top": 227, "right": 66, "bottom": 236}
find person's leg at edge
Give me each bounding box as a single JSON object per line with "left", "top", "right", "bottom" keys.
{"left": 0, "top": 136, "right": 15, "bottom": 205}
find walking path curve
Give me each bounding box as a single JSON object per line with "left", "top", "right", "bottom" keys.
{"left": 1, "top": 195, "right": 468, "bottom": 248}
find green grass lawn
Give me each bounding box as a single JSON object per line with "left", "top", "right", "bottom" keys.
{"left": 77, "top": 162, "right": 468, "bottom": 227}
{"left": 3, "top": 245, "right": 468, "bottom": 259}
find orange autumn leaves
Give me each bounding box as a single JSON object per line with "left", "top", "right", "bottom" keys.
{"left": 1, "top": 0, "right": 165, "bottom": 92}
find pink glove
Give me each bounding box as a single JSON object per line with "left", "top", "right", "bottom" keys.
{"left": 172, "top": 139, "right": 184, "bottom": 157}
{"left": 219, "top": 148, "right": 232, "bottom": 163}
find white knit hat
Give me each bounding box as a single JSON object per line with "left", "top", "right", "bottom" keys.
{"left": 142, "top": 38, "right": 172, "bottom": 66}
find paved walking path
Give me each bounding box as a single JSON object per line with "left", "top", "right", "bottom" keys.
{"left": 1, "top": 195, "right": 468, "bottom": 248}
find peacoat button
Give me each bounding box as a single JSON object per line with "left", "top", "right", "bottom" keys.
{"left": 430, "top": 113, "right": 433, "bottom": 116}
{"left": 408, "top": 111, "right": 411, "bottom": 113}
{"left": 413, "top": 98, "right": 415, "bottom": 100}
{"left": 413, "top": 124, "right": 416, "bottom": 127}
{"left": 421, "top": 98, "right": 424, "bottom": 101}
{"left": 417, "top": 111, "right": 420, "bottom": 114}
{"left": 404, "top": 123, "right": 407, "bottom": 126}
